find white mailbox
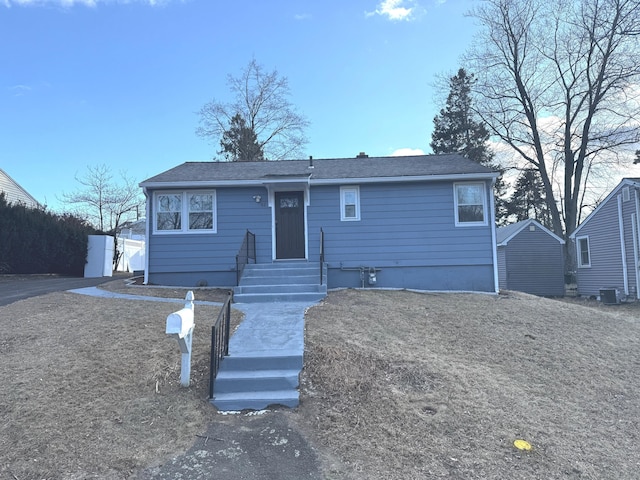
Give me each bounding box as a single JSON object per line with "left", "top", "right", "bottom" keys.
{"left": 165, "top": 291, "right": 195, "bottom": 386}
{"left": 166, "top": 308, "right": 194, "bottom": 340}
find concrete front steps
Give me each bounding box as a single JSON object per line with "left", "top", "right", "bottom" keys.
{"left": 233, "top": 261, "right": 327, "bottom": 303}
{"left": 211, "top": 354, "right": 302, "bottom": 411}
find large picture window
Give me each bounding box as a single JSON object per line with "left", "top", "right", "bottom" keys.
{"left": 576, "top": 236, "right": 591, "bottom": 268}
{"left": 340, "top": 186, "right": 360, "bottom": 221}
{"left": 454, "top": 182, "right": 487, "bottom": 226}
{"left": 154, "top": 191, "right": 216, "bottom": 234}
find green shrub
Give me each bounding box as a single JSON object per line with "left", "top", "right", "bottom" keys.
{"left": 0, "top": 193, "right": 100, "bottom": 275}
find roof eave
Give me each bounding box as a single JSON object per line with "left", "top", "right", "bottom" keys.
{"left": 140, "top": 172, "right": 498, "bottom": 189}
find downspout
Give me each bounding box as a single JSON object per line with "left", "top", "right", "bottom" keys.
{"left": 632, "top": 213, "right": 639, "bottom": 300}
{"left": 635, "top": 188, "right": 640, "bottom": 299}
{"left": 143, "top": 187, "right": 150, "bottom": 285}
{"left": 617, "top": 195, "right": 629, "bottom": 296}
{"left": 489, "top": 178, "right": 499, "bottom": 293}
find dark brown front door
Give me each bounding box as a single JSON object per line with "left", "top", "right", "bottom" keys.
{"left": 275, "top": 191, "right": 305, "bottom": 259}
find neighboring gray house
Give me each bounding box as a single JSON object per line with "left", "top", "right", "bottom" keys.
{"left": 140, "top": 154, "right": 500, "bottom": 293}
{"left": 496, "top": 219, "right": 565, "bottom": 296}
{"left": 0, "top": 168, "right": 41, "bottom": 209}
{"left": 570, "top": 178, "right": 640, "bottom": 301}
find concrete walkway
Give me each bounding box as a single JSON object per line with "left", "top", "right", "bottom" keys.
{"left": 68, "top": 286, "right": 224, "bottom": 305}
{"left": 66, "top": 285, "right": 325, "bottom": 479}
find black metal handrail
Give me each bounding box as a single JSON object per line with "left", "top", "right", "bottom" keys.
{"left": 320, "top": 228, "right": 325, "bottom": 286}
{"left": 209, "top": 291, "right": 232, "bottom": 398}
{"left": 235, "top": 229, "right": 256, "bottom": 286}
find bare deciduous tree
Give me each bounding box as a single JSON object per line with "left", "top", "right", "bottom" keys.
{"left": 196, "top": 58, "right": 309, "bottom": 161}
{"left": 466, "top": 0, "right": 640, "bottom": 243}
{"left": 61, "top": 165, "right": 143, "bottom": 267}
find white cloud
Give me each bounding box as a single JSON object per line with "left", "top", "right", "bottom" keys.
{"left": 8, "top": 84, "right": 32, "bottom": 96}
{"left": 294, "top": 13, "right": 311, "bottom": 21}
{"left": 391, "top": 147, "right": 425, "bottom": 156}
{"left": 366, "top": 0, "right": 416, "bottom": 21}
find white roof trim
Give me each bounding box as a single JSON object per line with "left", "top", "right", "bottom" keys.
{"left": 498, "top": 219, "right": 565, "bottom": 246}
{"left": 140, "top": 172, "right": 499, "bottom": 189}
{"left": 569, "top": 178, "right": 640, "bottom": 239}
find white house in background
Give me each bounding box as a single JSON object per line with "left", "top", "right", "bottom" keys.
{"left": 0, "top": 168, "right": 41, "bottom": 209}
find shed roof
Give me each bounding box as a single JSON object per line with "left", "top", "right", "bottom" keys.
{"left": 497, "top": 219, "right": 565, "bottom": 246}
{"left": 140, "top": 154, "right": 497, "bottom": 188}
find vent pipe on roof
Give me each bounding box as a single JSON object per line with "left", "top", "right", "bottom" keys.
{"left": 309, "top": 155, "right": 314, "bottom": 168}
{"left": 356, "top": 152, "right": 368, "bottom": 158}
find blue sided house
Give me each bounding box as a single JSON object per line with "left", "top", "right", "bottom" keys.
{"left": 569, "top": 178, "right": 640, "bottom": 302}
{"left": 140, "top": 154, "right": 500, "bottom": 299}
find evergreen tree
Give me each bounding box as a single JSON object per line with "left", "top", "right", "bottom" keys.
{"left": 431, "top": 68, "right": 508, "bottom": 224}
{"left": 219, "top": 113, "right": 265, "bottom": 161}
{"left": 431, "top": 68, "right": 493, "bottom": 165}
{"left": 508, "top": 169, "right": 553, "bottom": 229}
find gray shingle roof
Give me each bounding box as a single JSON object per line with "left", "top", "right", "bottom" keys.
{"left": 140, "top": 154, "right": 497, "bottom": 187}
{"left": 497, "top": 219, "right": 565, "bottom": 246}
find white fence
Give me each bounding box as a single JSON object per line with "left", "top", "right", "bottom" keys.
{"left": 116, "top": 237, "right": 145, "bottom": 273}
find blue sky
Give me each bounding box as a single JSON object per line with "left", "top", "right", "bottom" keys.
{"left": 1, "top": 0, "right": 478, "bottom": 211}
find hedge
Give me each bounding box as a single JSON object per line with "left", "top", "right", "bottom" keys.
{"left": 0, "top": 193, "right": 100, "bottom": 276}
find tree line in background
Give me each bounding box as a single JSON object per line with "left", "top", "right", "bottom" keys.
{"left": 0, "top": 193, "right": 99, "bottom": 275}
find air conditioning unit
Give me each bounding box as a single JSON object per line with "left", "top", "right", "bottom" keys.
{"left": 599, "top": 288, "right": 620, "bottom": 305}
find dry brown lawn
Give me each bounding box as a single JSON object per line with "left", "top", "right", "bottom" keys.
{"left": 1, "top": 280, "right": 639, "bottom": 479}
{"left": 297, "top": 289, "right": 640, "bottom": 479}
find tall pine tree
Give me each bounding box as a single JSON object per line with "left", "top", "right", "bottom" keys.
{"left": 431, "top": 68, "right": 508, "bottom": 224}
{"left": 219, "top": 113, "right": 265, "bottom": 162}
{"left": 508, "top": 169, "right": 552, "bottom": 229}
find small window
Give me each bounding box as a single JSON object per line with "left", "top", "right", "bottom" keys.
{"left": 154, "top": 191, "right": 216, "bottom": 234}
{"left": 454, "top": 182, "right": 487, "bottom": 226}
{"left": 340, "top": 186, "right": 360, "bottom": 221}
{"left": 623, "top": 186, "right": 630, "bottom": 202}
{"left": 156, "top": 193, "right": 182, "bottom": 231}
{"left": 577, "top": 236, "right": 591, "bottom": 268}
{"left": 188, "top": 193, "right": 214, "bottom": 230}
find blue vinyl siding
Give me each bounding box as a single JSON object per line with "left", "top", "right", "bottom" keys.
{"left": 147, "top": 187, "right": 271, "bottom": 286}
{"left": 574, "top": 187, "right": 633, "bottom": 297}
{"left": 147, "top": 180, "right": 496, "bottom": 291}
{"left": 308, "top": 181, "right": 495, "bottom": 291}
{"left": 308, "top": 182, "right": 493, "bottom": 267}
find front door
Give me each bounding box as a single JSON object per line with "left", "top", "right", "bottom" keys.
{"left": 275, "top": 191, "right": 305, "bottom": 259}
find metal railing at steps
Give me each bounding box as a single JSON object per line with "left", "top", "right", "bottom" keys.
{"left": 235, "top": 229, "right": 256, "bottom": 286}
{"left": 209, "top": 291, "right": 232, "bottom": 398}
{"left": 320, "top": 228, "right": 325, "bottom": 286}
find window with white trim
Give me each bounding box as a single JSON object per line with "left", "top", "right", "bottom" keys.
{"left": 340, "top": 186, "right": 360, "bottom": 221}
{"left": 454, "top": 182, "right": 487, "bottom": 226}
{"left": 576, "top": 236, "right": 591, "bottom": 268}
{"left": 154, "top": 191, "right": 216, "bottom": 234}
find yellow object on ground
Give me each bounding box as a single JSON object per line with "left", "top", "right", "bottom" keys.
{"left": 514, "top": 439, "right": 532, "bottom": 451}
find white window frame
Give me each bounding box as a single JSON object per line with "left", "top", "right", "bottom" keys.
{"left": 340, "top": 186, "right": 360, "bottom": 221}
{"left": 576, "top": 235, "right": 591, "bottom": 268}
{"left": 153, "top": 190, "right": 217, "bottom": 234}
{"left": 454, "top": 182, "right": 487, "bottom": 226}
